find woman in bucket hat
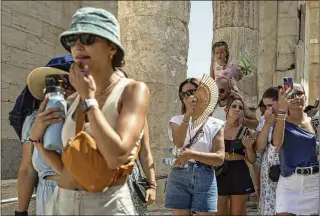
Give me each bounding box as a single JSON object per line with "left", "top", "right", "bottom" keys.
{"left": 15, "top": 55, "right": 75, "bottom": 216}
{"left": 29, "top": 7, "right": 150, "bottom": 215}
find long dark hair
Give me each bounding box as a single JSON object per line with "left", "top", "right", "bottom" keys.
{"left": 262, "top": 86, "right": 282, "bottom": 101}
{"left": 178, "top": 78, "right": 200, "bottom": 114}
{"left": 212, "top": 41, "right": 230, "bottom": 65}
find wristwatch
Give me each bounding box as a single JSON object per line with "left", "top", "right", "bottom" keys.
{"left": 81, "top": 98, "right": 99, "bottom": 113}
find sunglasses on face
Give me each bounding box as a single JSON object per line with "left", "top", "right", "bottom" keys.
{"left": 219, "top": 88, "right": 226, "bottom": 93}
{"left": 179, "top": 89, "right": 196, "bottom": 98}
{"left": 61, "top": 34, "right": 97, "bottom": 50}
{"left": 290, "top": 91, "right": 305, "bottom": 99}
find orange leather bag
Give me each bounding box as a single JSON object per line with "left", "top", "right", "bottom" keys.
{"left": 62, "top": 103, "right": 142, "bottom": 193}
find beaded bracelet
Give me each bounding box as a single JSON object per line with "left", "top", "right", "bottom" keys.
{"left": 276, "top": 117, "right": 286, "bottom": 121}
{"left": 28, "top": 137, "right": 43, "bottom": 144}
{"left": 182, "top": 120, "right": 189, "bottom": 125}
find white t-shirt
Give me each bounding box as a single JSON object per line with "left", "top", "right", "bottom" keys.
{"left": 212, "top": 105, "right": 226, "bottom": 122}
{"left": 168, "top": 115, "right": 224, "bottom": 153}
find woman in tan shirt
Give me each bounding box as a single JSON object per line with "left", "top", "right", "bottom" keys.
{"left": 28, "top": 7, "right": 150, "bottom": 215}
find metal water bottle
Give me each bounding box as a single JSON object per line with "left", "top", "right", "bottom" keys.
{"left": 43, "top": 85, "right": 67, "bottom": 151}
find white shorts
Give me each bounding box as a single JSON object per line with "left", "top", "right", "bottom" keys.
{"left": 276, "top": 172, "right": 320, "bottom": 215}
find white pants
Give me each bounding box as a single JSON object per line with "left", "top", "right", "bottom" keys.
{"left": 276, "top": 172, "right": 320, "bottom": 215}
{"left": 46, "top": 184, "right": 136, "bottom": 215}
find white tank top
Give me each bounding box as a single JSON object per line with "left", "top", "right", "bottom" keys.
{"left": 212, "top": 105, "right": 227, "bottom": 122}
{"left": 61, "top": 78, "right": 141, "bottom": 161}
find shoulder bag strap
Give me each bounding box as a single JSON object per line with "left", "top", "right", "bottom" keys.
{"left": 184, "top": 119, "right": 208, "bottom": 149}
{"left": 75, "top": 102, "right": 85, "bottom": 134}
{"left": 235, "top": 124, "right": 247, "bottom": 140}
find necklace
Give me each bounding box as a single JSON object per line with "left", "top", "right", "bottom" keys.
{"left": 95, "top": 79, "right": 119, "bottom": 96}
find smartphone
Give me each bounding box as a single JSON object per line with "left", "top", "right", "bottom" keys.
{"left": 282, "top": 77, "right": 293, "bottom": 92}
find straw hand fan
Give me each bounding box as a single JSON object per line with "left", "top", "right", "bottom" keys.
{"left": 191, "top": 74, "right": 219, "bottom": 130}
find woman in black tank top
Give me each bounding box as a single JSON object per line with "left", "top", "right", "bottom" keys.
{"left": 217, "top": 98, "right": 257, "bottom": 215}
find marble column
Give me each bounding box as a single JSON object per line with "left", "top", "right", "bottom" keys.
{"left": 211, "top": 1, "right": 259, "bottom": 108}
{"left": 118, "top": 1, "right": 190, "bottom": 206}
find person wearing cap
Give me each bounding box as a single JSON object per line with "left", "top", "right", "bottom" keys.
{"left": 15, "top": 55, "right": 74, "bottom": 216}
{"left": 28, "top": 7, "right": 150, "bottom": 215}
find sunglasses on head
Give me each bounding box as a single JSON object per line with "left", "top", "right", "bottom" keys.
{"left": 61, "top": 34, "right": 97, "bottom": 50}
{"left": 179, "top": 89, "right": 196, "bottom": 98}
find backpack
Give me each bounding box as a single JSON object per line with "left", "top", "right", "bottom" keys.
{"left": 8, "top": 55, "right": 74, "bottom": 140}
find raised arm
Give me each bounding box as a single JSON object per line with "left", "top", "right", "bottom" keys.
{"left": 87, "top": 81, "right": 150, "bottom": 169}
{"left": 243, "top": 104, "right": 259, "bottom": 129}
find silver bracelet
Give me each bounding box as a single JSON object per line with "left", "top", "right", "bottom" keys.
{"left": 182, "top": 120, "right": 189, "bottom": 125}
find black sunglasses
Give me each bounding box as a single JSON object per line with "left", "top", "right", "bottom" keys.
{"left": 219, "top": 88, "right": 226, "bottom": 93}
{"left": 179, "top": 89, "right": 196, "bottom": 98}
{"left": 61, "top": 34, "right": 97, "bottom": 50}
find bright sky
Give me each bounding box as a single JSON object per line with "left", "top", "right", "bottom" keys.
{"left": 187, "top": 1, "right": 213, "bottom": 79}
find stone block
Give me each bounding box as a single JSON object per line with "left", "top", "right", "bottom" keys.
{"left": 310, "top": 22, "right": 320, "bottom": 39}
{"left": 3, "top": 1, "right": 29, "bottom": 15}
{"left": 258, "top": 1, "right": 277, "bottom": 20}
{"left": 1, "top": 138, "right": 22, "bottom": 180}
{"left": 258, "top": 17, "right": 277, "bottom": 40}
{"left": 55, "top": 45, "right": 69, "bottom": 57}
{"left": 42, "top": 23, "right": 64, "bottom": 45}
{"left": 310, "top": 44, "right": 319, "bottom": 64}
{"left": 2, "top": 8, "right": 12, "bottom": 26}
{"left": 69, "top": 1, "right": 81, "bottom": 16}
{"left": 213, "top": 1, "right": 258, "bottom": 29}
{"left": 10, "top": 47, "right": 49, "bottom": 70}
{"left": 310, "top": 8, "right": 319, "bottom": 24}
{"left": 277, "top": 36, "right": 296, "bottom": 55}
{"left": 55, "top": 11, "right": 73, "bottom": 30}
{"left": 2, "top": 43, "right": 11, "bottom": 63}
{"left": 81, "top": 1, "right": 118, "bottom": 17}
{"left": 276, "top": 53, "right": 295, "bottom": 71}
{"left": 1, "top": 63, "right": 30, "bottom": 86}
{"left": 2, "top": 25, "right": 28, "bottom": 50}
{"left": 1, "top": 117, "right": 18, "bottom": 140}
{"left": 27, "top": 1, "right": 58, "bottom": 26}
{"left": 119, "top": 17, "right": 188, "bottom": 86}
{"left": 1, "top": 101, "right": 15, "bottom": 120}
{"left": 308, "top": 81, "right": 319, "bottom": 104}
{"left": 11, "top": 11, "right": 43, "bottom": 36}
{"left": 277, "top": 17, "right": 298, "bottom": 37}
{"left": 278, "top": 1, "right": 298, "bottom": 18}
{"left": 27, "top": 34, "right": 56, "bottom": 57}
{"left": 118, "top": 1, "right": 190, "bottom": 23}
{"left": 1, "top": 82, "right": 24, "bottom": 103}
{"left": 308, "top": 1, "right": 319, "bottom": 9}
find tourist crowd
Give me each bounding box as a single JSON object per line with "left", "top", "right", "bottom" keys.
{"left": 10, "top": 7, "right": 319, "bottom": 216}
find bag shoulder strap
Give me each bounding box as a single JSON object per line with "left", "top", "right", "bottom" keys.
{"left": 184, "top": 119, "right": 208, "bottom": 149}
{"left": 235, "top": 124, "right": 248, "bottom": 140}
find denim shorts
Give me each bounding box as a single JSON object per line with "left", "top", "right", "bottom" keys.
{"left": 165, "top": 161, "right": 218, "bottom": 212}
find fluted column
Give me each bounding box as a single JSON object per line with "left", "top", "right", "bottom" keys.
{"left": 118, "top": 1, "right": 190, "bottom": 205}
{"left": 211, "top": 1, "right": 259, "bottom": 107}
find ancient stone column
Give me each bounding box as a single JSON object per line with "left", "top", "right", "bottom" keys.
{"left": 118, "top": 1, "right": 190, "bottom": 206}
{"left": 211, "top": 1, "right": 259, "bottom": 108}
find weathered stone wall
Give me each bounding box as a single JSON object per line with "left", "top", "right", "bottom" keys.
{"left": 118, "top": 1, "right": 190, "bottom": 207}
{"left": 1, "top": 1, "right": 118, "bottom": 180}
{"left": 211, "top": 1, "right": 259, "bottom": 108}
{"left": 308, "top": 1, "right": 319, "bottom": 104}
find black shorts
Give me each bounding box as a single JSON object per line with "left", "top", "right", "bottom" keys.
{"left": 216, "top": 160, "right": 255, "bottom": 195}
